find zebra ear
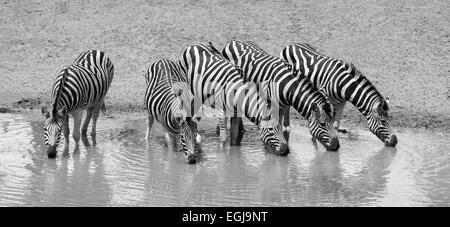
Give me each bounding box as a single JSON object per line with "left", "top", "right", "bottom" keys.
{"left": 41, "top": 106, "right": 50, "bottom": 118}
{"left": 383, "top": 99, "right": 389, "bottom": 111}
{"left": 376, "top": 99, "right": 389, "bottom": 113}
{"left": 57, "top": 107, "right": 67, "bottom": 117}
{"left": 265, "top": 96, "right": 272, "bottom": 110}
{"left": 193, "top": 115, "right": 201, "bottom": 123}
{"left": 144, "top": 69, "right": 150, "bottom": 84}
{"left": 323, "top": 102, "right": 333, "bottom": 117}
{"left": 311, "top": 102, "right": 321, "bottom": 120}
{"left": 282, "top": 60, "right": 292, "bottom": 71}
{"left": 173, "top": 112, "right": 184, "bottom": 124}
{"left": 384, "top": 97, "right": 390, "bottom": 111}
{"left": 172, "top": 87, "right": 183, "bottom": 97}
{"left": 234, "top": 66, "right": 245, "bottom": 81}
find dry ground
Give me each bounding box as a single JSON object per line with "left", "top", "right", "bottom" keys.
{"left": 0, "top": 0, "right": 449, "bottom": 129}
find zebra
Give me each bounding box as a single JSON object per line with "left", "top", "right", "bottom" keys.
{"left": 179, "top": 43, "right": 289, "bottom": 155}
{"left": 41, "top": 50, "right": 114, "bottom": 158}
{"left": 280, "top": 43, "right": 398, "bottom": 146}
{"left": 222, "top": 40, "right": 340, "bottom": 151}
{"left": 144, "top": 59, "right": 202, "bottom": 164}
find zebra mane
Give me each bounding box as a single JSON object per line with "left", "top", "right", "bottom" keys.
{"left": 295, "top": 43, "right": 319, "bottom": 52}
{"left": 207, "top": 42, "right": 222, "bottom": 56}
{"left": 322, "top": 99, "right": 333, "bottom": 118}
{"left": 207, "top": 41, "right": 247, "bottom": 83}
{"left": 52, "top": 68, "right": 68, "bottom": 117}
{"left": 346, "top": 62, "right": 363, "bottom": 78}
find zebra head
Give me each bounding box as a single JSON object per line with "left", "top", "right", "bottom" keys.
{"left": 41, "top": 106, "right": 66, "bottom": 158}
{"left": 172, "top": 83, "right": 202, "bottom": 164}
{"left": 308, "top": 101, "right": 340, "bottom": 151}
{"left": 259, "top": 114, "right": 290, "bottom": 156}
{"left": 367, "top": 98, "right": 397, "bottom": 147}
{"left": 260, "top": 85, "right": 289, "bottom": 155}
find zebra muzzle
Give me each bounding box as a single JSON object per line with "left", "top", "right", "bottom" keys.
{"left": 278, "top": 143, "right": 290, "bottom": 156}
{"left": 47, "top": 145, "right": 57, "bottom": 159}
{"left": 187, "top": 153, "right": 197, "bottom": 164}
{"left": 326, "top": 137, "right": 340, "bottom": 151}
{"left": 385, "top": 134, "right": 398, "bottom": 147}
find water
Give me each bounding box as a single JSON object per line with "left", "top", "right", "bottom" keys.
{"left": 0, "top": 112, "right": 449, "bottom": 207}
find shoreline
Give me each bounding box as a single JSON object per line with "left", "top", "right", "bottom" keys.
{"left": 2, "top": 97, "right": 449, "bottom": 132}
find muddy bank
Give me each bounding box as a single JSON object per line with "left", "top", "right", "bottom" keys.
{"left": 3, "top": 97, "right": 449, "bottom": 131}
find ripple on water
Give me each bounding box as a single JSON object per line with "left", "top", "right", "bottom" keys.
{"left": 0, "top": 113, "right": 449, "bottom": 206}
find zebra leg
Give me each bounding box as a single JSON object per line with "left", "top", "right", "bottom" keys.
{"left": 72, "top": 111, "right": 83, "bottom": 152}
{"left": 146, "top": 114, "right": 154, "bottom": 140}
{"left": 165, "top": 132, "right": 177, "bottom": 152}
{"left": 281, "top": 107, "right": 291, "bottom": 142}
{"left": 62, "top": 114, "right": 70, "bottom": 154}
{"left": 230, "top": 117, "right": 243, "bottom": 146}
{"left": 90, "top": 102, "right": 102, "bottom": 138}
{"left": 81, "top": 107, "right": 93, "bottom": 135}
{"left": 216, "top": 110, "right": 228, "bottom": 146}
{"left": 333, "top": 102, "right": 348, "bottom": 133}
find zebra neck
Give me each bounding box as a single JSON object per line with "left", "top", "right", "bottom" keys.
{"left": 234, "top": 82, "right": 266, "bottom": 127}
{"left": 242, "top": 99, "right": 263, "bottom": 127}
{"left": 51, "top": 68, "right": 69, "bottom": 117}
{"left": 343, "top": 76, "right": 383, "bottom": 116}
{"left": 167, "top": 93, "right": 187, "bottom": 125}
{"left": 282, "top": 76, "right": 324, "bottom": 119}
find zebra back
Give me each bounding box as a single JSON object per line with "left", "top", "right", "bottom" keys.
{"left": 50, "top": 50, "right": 113, "bottom": 115}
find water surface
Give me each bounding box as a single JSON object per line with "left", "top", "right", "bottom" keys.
{"left": 0, "top": 112, "right": 448, "bottom": 206}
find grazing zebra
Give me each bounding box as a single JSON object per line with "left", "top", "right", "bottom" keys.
{"left": 222, "top": 40, "right": 340, "bottom": 151}
{"left": 179, "top": 43, "right": 289, "bottom": 155}
{"left": 280, "top": 43, "right": 398, "bottom": 146}
{"left": 41, "top": 50, "right": 114, "bottom": 158}
{"left": 144, "top": 59, "right": 202, "bottom": 164}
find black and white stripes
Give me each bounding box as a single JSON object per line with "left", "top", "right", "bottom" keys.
{"left": 41, "top": 50, "right": 114, "bottom": 158}
{"left": 281, "top": 43, "right": 397, "bottom": 146}
{"left": 179, "top": 43, "right": 288, "bottom": 155}
{"left": 222, "top": 40, "right": 340, "bottom": 151}
{"left": 144, "top": 59, "right": 202, "bottom": 164}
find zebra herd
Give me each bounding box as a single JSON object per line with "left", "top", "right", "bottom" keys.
{"left": 41, "top": 41, "right": 398, "bottom": 163}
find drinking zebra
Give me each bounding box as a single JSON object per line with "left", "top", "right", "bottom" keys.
{"left": 144, "top": 59, "right": 202, "bottom": 164}
{"left": 179, "top": 43, "right": 289, "bottom": 155}
{"left": 41, "top": 50, "right": 114, "bottom": 158}
{"left": 222, "top": 40, "right": 340, "bottom": 151}
{"left": 280, "top": 43, "right": 398, "bottom": 146}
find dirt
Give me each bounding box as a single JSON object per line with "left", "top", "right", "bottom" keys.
{"left": 0, "top": 0, "right": 449, "bottom": 130}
